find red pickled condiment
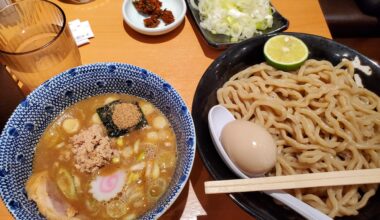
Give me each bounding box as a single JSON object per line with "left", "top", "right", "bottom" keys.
{"left": 133, "top": 0, "right": 175, "bottom": 28}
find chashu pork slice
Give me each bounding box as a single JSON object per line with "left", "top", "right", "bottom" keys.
{"left": 25, "top": 171, "right": 85, "bottom": 220}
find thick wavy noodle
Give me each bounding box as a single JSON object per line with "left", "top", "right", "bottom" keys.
{"left": 217, "top": 59, "right": 380, "bottom": 218}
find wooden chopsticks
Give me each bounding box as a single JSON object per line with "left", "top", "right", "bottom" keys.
{"left": 205, "top": 168, "right": 380, "bottom": 194}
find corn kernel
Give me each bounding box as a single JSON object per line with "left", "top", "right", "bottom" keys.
{"left": 116, "top": 136, "right": 124, "bottom": 148}
{"left": 112, "top": 157, "right": 120, "bottom": 164}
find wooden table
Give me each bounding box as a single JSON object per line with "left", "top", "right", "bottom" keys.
{"left": 0, "top": 0, "right": 331, "bottom": 219}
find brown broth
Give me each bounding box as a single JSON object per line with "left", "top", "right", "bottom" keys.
{"left": 31, "top": 94, "right": 177, "bottom": 219}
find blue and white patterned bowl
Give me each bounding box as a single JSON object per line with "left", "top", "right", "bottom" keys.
{"left": 0, "top": 63, "right": 196, "bottom": 219}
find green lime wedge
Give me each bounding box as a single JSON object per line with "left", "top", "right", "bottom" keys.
{"left": 264, "top": 35, "right": 309, "bottom": 71}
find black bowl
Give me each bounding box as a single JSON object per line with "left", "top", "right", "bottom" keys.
{"left": 186, "top": 0, "right": 289, "bottom": 49}
{"left": 191, "top": 32, "right": 380, "bottom": 220}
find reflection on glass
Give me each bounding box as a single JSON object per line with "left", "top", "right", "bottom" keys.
{"left": 0, "top": 0, "right": 82, "bottom": 90}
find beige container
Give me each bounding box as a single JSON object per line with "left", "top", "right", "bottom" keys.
{"left": 0, "top": 0, "right": 81, "bottom": 90}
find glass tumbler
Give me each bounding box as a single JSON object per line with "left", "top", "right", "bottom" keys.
{"left": 0, "top": 0, "right": 81, "bottom": 90}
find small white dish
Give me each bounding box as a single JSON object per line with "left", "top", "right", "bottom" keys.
{"left": 122, "top": 0, "right": 186, "bottom": 36}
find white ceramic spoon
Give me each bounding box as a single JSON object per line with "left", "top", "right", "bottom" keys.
{"left": 208, "top": 105, "right": 332, "bottom": 220}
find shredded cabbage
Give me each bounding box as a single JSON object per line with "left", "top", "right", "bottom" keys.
{"left": 192, "top": 0, "right": 273, "bottom": 42}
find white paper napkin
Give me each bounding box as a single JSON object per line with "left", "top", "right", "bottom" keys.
{"left": 69, "top": 19, "right": 94, "bottom": 46}
{"left": 180, "top": 181, "right": 207, "bottom": 220}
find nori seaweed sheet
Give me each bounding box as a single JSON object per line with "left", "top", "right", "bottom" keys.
{"left": 96, "top": 100, "right": 147, "bottom": 137}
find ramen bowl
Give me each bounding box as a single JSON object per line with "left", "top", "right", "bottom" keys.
{"left": 0, "top": 63, "right": 196, "bottom": 219}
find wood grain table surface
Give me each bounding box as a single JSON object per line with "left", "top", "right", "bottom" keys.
{"left": 0, "top": 0, "right": 331, "bottom": 219}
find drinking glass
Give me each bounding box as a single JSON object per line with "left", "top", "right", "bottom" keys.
{"left": 0, "top": 0, "right": 81, "bottom": 90}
